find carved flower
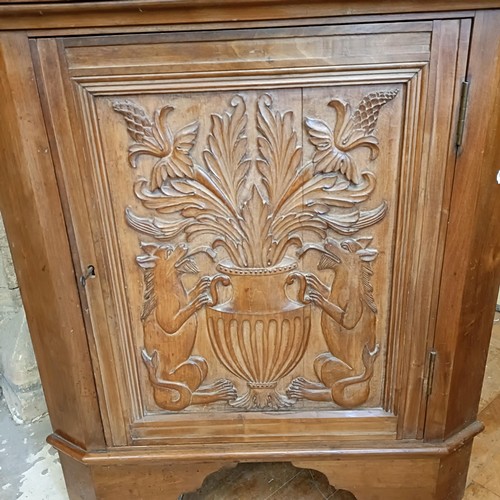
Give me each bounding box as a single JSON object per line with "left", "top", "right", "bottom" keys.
{"left": 113, "top": 101, "right": 198, "bottom": 190}
{"left": 305, "top": 91, "right": 399, "bottom": 184}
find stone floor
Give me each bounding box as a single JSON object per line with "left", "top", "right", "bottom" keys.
{"left": 0, "top": 312, "right": 499, "bottom": 499}
{"left": 0, "top": 401, "right": 67, "bottom": 499}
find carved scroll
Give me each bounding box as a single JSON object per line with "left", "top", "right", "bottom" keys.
{"left": 114, "top": 90, "right": 398, "bottom": 411}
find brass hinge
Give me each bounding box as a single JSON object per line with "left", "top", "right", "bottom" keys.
{"left": 456, "top": 80, "right": 470, "bottom": 147}
{"left": 426, "top": 350, "right": 437, "bottom": 397}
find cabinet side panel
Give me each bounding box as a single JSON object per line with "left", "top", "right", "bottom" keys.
{"left": 0, "top": 32, "right": 104, "bottom": 449}
{"left": 425, "top": 9, "right": 500, "bottom": 440}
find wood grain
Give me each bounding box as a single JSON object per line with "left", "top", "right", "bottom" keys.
{"left": 0, "top": 32, "right": 104, "bottom": 450}
{"left": 1, "top": 2, "right": 499, "bottom": 498}
{"left": 0, "top": 0, "right": 500, "bottom": 30}
{"left": 33, "top": 23, "right": 424, "bottom": 446}
{"left": 425, "top": 9, "right": 500, "bottom": 441}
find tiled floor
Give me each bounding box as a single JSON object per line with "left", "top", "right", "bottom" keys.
{"left": 0, "top": 313, "right": 499, "bottom": 499}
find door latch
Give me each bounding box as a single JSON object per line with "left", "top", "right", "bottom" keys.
{"left": 80, "top": 264, "right": 96, "bottom": 287}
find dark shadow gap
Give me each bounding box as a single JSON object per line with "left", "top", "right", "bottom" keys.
{"left": 180, "top": 462, "right": 357, "bottom": 499}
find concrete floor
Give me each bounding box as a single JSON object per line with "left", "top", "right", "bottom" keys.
{"left": 0, "top": 312, "right": 499, "bottom": 499}
{"left": 0, "top": 401, "right": 67, "bottom": 499}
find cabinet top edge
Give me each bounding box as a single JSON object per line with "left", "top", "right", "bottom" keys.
{"left": 0, "top": 0, "right": 499, "bottom": 32}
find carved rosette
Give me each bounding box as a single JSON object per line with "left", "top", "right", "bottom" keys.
{"left": 114, "top": 89, "right": 398, "bottom": 411}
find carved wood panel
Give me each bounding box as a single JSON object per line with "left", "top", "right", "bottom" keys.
{"left": 112, "top": 90, "right": 398, "bottom": 412}
{"left": 33, "top": 19, "right": 467, "bottom": 445}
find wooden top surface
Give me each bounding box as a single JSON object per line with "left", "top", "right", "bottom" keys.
{"left": 1, "top": 0, "right": 500, "bottom": 32}
{"left": 0, "top": 0, "right": 499, "bottom": 5}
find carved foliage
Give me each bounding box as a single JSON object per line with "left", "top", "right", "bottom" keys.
{"left": 116, "top": 94, "right": 391, "bottom": 268}
{"left": 305, "top": 90, "right": 399, "bottom": 184}
{"left": 114, "top": 90, "right": 398, "bottom": 411}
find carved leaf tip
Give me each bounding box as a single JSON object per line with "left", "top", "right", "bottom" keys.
{"left": 256, "top": 94, "right": 302, "bottom": 209}
{"left": 202, "top": 95, "right": 250, "bottom": 213}
{"left": 306, "top": 89, "right": 399, "bottom": 184}
{"left": 240, "top": 186, "right": 273, "bottom": 268}
{"left": 113, "top": 100, "right": 155, "bottom": 146}
{"left": 125, "top": 207, "right": 193, "bottom": 240}
{"left": 341, "top": 89, "right": 399, "bottom": 143}
{"left": 304, "top": 117, "right": 332, "bottom": 150}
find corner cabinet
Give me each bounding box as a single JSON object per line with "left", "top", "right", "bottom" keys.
{"left": 0, "top": 3, "right": 499, "bottom": 499}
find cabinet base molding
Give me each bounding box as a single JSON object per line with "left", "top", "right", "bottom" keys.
{"left": 56, "top": 440, "right": 475, "bottom": 500}
{"left": 48, "top": 419, "right": 483, "bottom": 466}
{"left": 53, "top": 423, "right": 480, "bottom": 498}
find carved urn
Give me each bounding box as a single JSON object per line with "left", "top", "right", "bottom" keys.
{"left": 206, "top": 257, "right": 311, "bottom": 409}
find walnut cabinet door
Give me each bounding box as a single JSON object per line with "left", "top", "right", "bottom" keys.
{"left": 32, "top": 19, "right": 470, "bottom": 447}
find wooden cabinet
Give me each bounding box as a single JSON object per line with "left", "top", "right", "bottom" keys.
{"left": 0, "top": 2, "right": 499, "bottom": 499}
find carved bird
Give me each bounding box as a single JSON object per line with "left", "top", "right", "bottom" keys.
{"left": 305, "top": 90, "right": 399, "bottom": 184}
{"left": 113, "top": 101, "right": 199, "bottom": 190}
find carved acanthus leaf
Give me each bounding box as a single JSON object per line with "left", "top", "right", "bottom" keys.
{"left": 125, "top": 207, "right": 194, "bottom": 240}
{"left": 150, "top": 110, "right": 198, "bottom": 180}
{"left": 256, "top": 94, "right": 302, "bottom": 206}
{"left": 117, "top": 91, "right": 397, "bottom": 271}
{"left": 318, "top": 202, "right": 388, "bottom": 235}
{"left": 202, "top": 95, "right": 251, "bottom": 212}
{"left": 240, "top": 186, "right": 272, "bottom": 268}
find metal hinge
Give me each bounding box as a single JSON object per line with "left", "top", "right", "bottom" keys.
{"left": 456, "top": 80, "right": 470, "bottom": 147}
{"left": 426, "top": 350, "right": 437, "bottom": 397}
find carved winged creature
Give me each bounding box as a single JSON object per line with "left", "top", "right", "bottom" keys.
{"left": 113, "top": 101, "right": 198, "bottom": 190}
{"left": 137, "top": 243, "right": 236, "bottom": 411}
{"left": 288, "top": 237, "right": 380, "bottom": 408}
{"left": 305, "top": 90, "right": 399, "bottom": 184}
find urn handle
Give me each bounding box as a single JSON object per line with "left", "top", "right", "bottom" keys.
{"left": 285, "top": 272, "right": 311, "bottom": 304}
{"left": 209, "top": 274, "right": 231, "bottom": 306}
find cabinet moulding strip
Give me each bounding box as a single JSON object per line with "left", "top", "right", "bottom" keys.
{"left": 73, "top": 68, "right": 425, "bottom": 97}
{"left": 71, "top": 66, "right": 426, "bottom": 83}
{"left": 22, "top": 13, "right": 476, "bottom": 38}
{"left": 0, "top": 1, "right": 493, "bottom": 31}
{"left": 47, "top": 419, "right": 483, "bottom": 465}
{"left": 81, "top": 77, "right": 415, "bottom": 96}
